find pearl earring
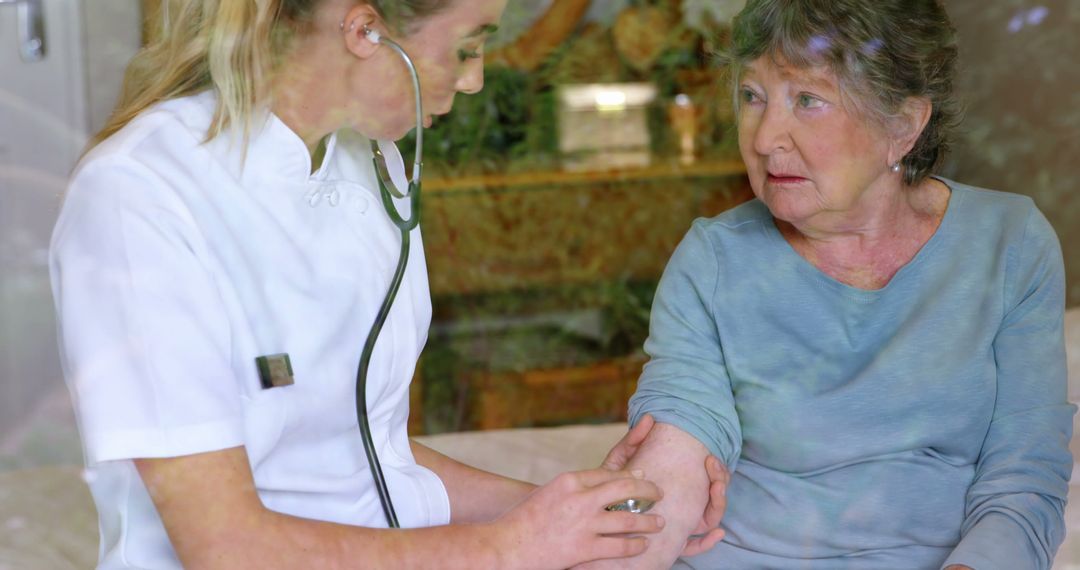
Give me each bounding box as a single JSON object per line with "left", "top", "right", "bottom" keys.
{"left": 891, "top": 162, "right": 901, "bottom": 173}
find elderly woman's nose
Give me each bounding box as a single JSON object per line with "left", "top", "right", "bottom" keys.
{"left": 752, "top": 104, "right": 793, "bottom": 155}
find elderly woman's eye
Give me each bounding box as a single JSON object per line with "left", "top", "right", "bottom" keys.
{"left": 797, "top": 93, "right": 824, "bottom": 109}
{"left": 740, "top": 88, "right": 762, "bottom": 104}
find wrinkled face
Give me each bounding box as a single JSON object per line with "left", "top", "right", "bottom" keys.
{"left": 360, "top": 0, "right": 507, "bottom": 139}
{"left": 737, "top": 56, "right": 897, "bottom": 228}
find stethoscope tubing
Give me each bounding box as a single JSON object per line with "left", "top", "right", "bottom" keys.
{"left": 378, "top": 36, "right": 424, "bottom": 196}
{"left": 354, "top": 215, "right": 412, "bottom": 529}
{"left": 354, "top": 31, "right": 423, "bottom": 530}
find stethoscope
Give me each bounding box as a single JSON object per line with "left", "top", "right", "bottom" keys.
{"left": 349, "top": 24, "right": 655, "bottom": 528}
{"left": 353, "top": 24, "right": 423, "bottom": 529}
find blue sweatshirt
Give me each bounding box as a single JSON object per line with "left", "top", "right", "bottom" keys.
{"left": 629, "top": 178, "right": 1075, "bottom": 569}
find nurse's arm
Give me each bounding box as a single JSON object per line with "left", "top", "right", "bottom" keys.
{"left": 575, "top": 422, "right": 715, "bottom": 570}
{"left": 411, "top": 413, "right": 676, "bottom": 524}
{"left": 411, "top": 440, "right": 536, "bottom": 523}
{"left": 135, "top": 446, "right": 665, "bottom": 569}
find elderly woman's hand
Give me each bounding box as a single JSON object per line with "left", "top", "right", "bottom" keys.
{"left": 600, "top": 415, "right": 731, "bottom": 557}
{"left": 681, "top": 455, "right": 730, "bottom": 556}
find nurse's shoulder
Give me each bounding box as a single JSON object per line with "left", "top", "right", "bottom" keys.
{"left": 53, "top": 92, "right": 224, "bottom": 273}
{"left": 60, "top": 93, "right": 220, "bottom": 222}
{"left": 80, "top": 91, "right": 215, "bottom": 172}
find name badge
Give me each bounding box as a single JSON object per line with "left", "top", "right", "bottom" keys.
{"left": 255, "top": 354, "right": 295, "bottom": 389}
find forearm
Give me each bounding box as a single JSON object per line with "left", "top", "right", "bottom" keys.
{"left": 138, "top": 449, "right": 509, "bottom": 569}
{"left": 256, "top": 509, "right": 505, "bottom": 569}
{"left": 579, "top": 423, "right": 712, "bottom": 569}
{"left": 140, "top": 446, "right": 667, "bottom": 570}
{"left": 411, "top": 440, "right": 536, "bottom": 523}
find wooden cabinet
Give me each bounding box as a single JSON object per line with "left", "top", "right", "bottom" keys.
{"left": 422, "top": 158, "right": 750, "bottom": 297}
{"left": 411, "top": 160, "right": 752, "bottom": 433}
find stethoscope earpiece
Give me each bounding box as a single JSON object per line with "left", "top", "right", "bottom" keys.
{"left": 339, "top": 19, "right": 382, "bottom": 45}
{"left": 363, "top": 25, "right": 382, "bottom": 45}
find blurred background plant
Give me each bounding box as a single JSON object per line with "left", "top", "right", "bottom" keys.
{"left": 402, "top": 0, "right": 741, "bottom": 176}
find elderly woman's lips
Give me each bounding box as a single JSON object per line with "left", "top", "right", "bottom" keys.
{"left": 767, "top": 174, "right": 808, "bottom": 184}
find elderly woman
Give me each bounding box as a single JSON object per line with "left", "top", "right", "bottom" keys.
{"left": 590, "top": 0, "right": 1076, "bottom": 569}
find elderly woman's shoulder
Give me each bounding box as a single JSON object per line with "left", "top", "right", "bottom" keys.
{"left": 674, "top": 199, "right": 777, "bottom": 260}
{"left": 697, "top": 198, "right": 772, "bottom": 231}
{"left": 682, "top": 199, "right": 774, "bottom": 247}
{"left": 945, "top": 178, "right": 1047, "bottom": 225}
{"left": 942, "top": 178, "right": 1059, "bottom": 252}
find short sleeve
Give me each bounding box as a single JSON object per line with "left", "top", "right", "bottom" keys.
{"left": 50, "top": 157, "right": 244, "bottom": 465}
{"left": 628, "top": 221, "right": 743, "bottom": 468}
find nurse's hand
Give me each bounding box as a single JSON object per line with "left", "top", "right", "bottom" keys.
{"left": 599, "top": 414, "right": 656, "bottom": 471}
{"left": 493, "top": 468, "right": 665, "bottom": 569}
{"left": 599, "top": 415, "right": 730, "bottom": 557}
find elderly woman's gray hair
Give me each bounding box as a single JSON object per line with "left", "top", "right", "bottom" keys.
{"left": 720, "top": 0, "right": 961, "bottom": 186}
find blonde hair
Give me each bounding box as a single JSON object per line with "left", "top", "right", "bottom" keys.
{"left": 89, "top": 0, "right": 450, "bottom": 151}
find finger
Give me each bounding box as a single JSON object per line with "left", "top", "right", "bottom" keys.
{"left": 694, "top": 480, "right": 728, "bottom": 534}
{"left": 595, "top": 511, "right": 665, "bottom": 536}
{"left": 681, "top": 527, "right": 726, "bottom": 557}
{"left": 572, "top": 467, "right": 645, "bottom": 490}
{"left": 589, "top": 535, "right": 650, "bottom": 561}
{"left": 697, "top": 458, "right": 729, "bottom": 532}
{"left": 625, "top": 414, "right": 655, "bottom": 447}
{"left": 588, "top": 476, "right": 663, "bottom": 509}
{"left": 600, "top": 415, "right": 655, "bottom": 471}
{"left": 706, "top": 455, "right": 730, "bottom": 485}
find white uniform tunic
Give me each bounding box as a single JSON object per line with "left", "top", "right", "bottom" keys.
{"left": 50, "top": 91, "right": 450, "bottom": 569}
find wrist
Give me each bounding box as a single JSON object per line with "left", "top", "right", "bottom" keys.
{"left": 477, "top": 519, "right": 516, "bottom": 569}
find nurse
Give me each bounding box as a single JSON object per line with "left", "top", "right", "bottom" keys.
{"left": 50, "top": 0, "right": 728, "bottom": 568}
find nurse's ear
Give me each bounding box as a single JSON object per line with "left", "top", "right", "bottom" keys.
{"left": 341, "top": 4, "right": 382, "bottom": 59}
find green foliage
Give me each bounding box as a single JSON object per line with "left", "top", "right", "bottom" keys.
{"left": 400, "top": 67, "right": 560, "bottom": 174}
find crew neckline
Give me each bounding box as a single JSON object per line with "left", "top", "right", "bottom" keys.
{"left": 763, "top": 176, "right": 964, "bottom": 298}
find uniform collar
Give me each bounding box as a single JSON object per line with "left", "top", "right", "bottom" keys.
{"left": 241, "top": 110, "right": 340, "bottom": 185}
{"left": 235, "top": 108, "right": 413, "bottom": 195}
{"left": 186, "top": 91, "right": 410, "bottom": 193}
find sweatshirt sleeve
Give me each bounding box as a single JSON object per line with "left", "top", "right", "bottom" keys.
{"left": 942, "top": 206, "right": 1076, "bottom": 570}
{"left": 628, "top": 221, "right": 743, "bottom": 469}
